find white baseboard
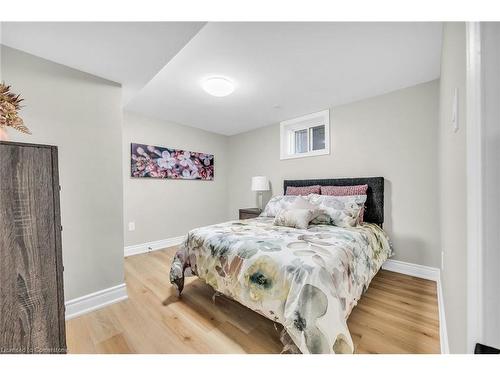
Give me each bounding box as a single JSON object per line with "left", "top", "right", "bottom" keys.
{"left": 65, "top": 283, "right": 128, "bottom": 321}
{"left": 436, "top": 276, "right": 450, "bottom": 354}
{"left": 382, "top": 259, "right": 449, "bottom": 354}
{"left": 382, "top": 258, "right": 440, "bottom": 281}
{"left": 124, "top": 235, "right": 185, "bottom": 257}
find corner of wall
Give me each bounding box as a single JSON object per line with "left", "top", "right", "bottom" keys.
{"left": 2, "top": 46, "right": 126, "bottom": 302}
{"left": 438, "top": 21, "right": 468, "bottom": 353}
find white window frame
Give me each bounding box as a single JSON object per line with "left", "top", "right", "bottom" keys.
{"left": 280, "top": 109, "right": 330, "bottom": 160}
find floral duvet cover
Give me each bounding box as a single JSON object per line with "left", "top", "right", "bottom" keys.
{"left": 169, "top": 217, "right": 392, "bottom": 354}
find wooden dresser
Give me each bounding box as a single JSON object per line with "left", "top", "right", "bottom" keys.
{"left": 0, "top": 141, "right": 66, "bottom": 354}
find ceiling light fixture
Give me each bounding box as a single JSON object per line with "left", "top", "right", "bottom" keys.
{"left": 202, "top": 76, "right": 235, "bottom": 97}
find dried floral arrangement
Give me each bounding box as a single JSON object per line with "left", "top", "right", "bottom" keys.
{"left": 0, "top": 83, "right": 31, "bottom": 135}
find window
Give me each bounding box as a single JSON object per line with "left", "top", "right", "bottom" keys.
{"left": 280, "top": 109, "right": 330, "bottom": 160}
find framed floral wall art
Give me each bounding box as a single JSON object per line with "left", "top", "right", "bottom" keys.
{"left": 131, "top": 143, "right": 214, "bottom": 180}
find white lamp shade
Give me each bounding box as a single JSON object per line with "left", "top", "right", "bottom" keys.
{"left": 251, "top": 176, "right": 269, "bottom": 191}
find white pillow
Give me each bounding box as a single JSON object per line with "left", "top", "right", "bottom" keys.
{"left": 261, "top": 195, "right": 301, "bottom": 217}
{"left": 308, "top": 194, "right": 367, "bottom": 227}
{"left": 261, "top": 195, "right": 319, "bottom": 218}
{"left": 273, "top": 208, "right": 319, "bottom": 229}
{"left": 289, "top": 195, "right": 317, "bottom": 210}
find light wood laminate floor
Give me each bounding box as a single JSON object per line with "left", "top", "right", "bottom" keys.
{"left": 66, "top": 247, "right": 440, "bottom": 354}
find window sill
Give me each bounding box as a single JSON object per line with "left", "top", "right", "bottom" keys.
{"left": 280, "top": 148, "right": 330, "bottom": 160}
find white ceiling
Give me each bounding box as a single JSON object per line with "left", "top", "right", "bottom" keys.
{"left": 1, "top": 22, "right": 206, "bottom": 103}
{"left": 1, "top": 22, "right": 442, "bottom": 135}
{"left": 127, "top": 22, "right": 442, "bottom": 135}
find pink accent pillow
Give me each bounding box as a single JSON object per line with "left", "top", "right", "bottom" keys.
{"left": 321, "top": 184, "right": 368, "bottom": 223}
{"left": 321, "top": 184, "right": 368, "bottom": 196}
{"left": 285, "top": 185, "right": 321, "bottom": 196}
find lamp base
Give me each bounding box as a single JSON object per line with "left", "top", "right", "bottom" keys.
{"left": 257, "top": 191, "right": 263, "bottom": 210}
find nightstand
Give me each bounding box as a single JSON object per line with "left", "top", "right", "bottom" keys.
{"left": 239, "top": 208, "right": 262, "bottom": 220}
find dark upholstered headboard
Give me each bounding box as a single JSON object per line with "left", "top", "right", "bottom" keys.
{"left": 283, "top": 177, "right": 384, "bottom": 225}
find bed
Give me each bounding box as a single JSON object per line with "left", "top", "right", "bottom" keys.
{"left": 169, "top": 177, "right": 392, "bottom": 354}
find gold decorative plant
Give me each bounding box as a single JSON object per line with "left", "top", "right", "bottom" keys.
{"left": 0, "top": 83, "right": 31, "bottom": 135}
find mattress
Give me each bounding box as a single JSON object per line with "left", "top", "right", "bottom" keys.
{"left": 170, "top": 217, "right": 392, "bottom": 354}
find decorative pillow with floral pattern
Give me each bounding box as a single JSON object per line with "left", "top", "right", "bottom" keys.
{"left": 321, "top": 184, "right": 368, "bottom": 223}
{"left": 261, "top": 195, "right": 319, "bottom": 217}
{"left": 273, "top": 208, "right": 319, "bottom": 229}
{"left": 308, "top": 194, "right": 367, "bottom": 227}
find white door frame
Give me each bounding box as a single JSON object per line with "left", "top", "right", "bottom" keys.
{"left": 465, "top": 21, "right": 483, "bottom": 353}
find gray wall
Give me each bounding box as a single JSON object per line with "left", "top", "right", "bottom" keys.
{"left": 228, "top": 80, "right": 441, "bottom": 268}
{"left": 438, "top": 22, "right": 467, "bottom": 353}
{"left": 1, "top": 46, "right": 125, "bottom": 301}
{"left": 123, "top": 111, "right": 229, "bottom": 246}
{"left": 482, "top": 22, "right": 500, "bottom": 350}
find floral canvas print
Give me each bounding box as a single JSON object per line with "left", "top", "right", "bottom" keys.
{"left": 131, "top": 143, "right": 214, "bottom": 180}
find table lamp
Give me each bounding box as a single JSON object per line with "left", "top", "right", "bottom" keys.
{"left": 251, "top": 176, "right": 269, "bottom": 210}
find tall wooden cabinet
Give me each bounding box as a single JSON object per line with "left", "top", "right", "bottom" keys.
{"left": 0, "top": 141, "right": 66, "bottom": 354}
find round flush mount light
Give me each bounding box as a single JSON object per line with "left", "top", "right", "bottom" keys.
{"left": 201, "top": 76, "right": 235, "bottom": 97}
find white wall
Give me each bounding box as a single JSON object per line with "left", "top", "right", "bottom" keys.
{"left": 481, "top": 22, "right": 500, "bottom": 350}
{"left": 122, "top": 111, "right": 229, "bottom": 247}
{"left": 1, "top": 46, "right": 124, "bottom": 301}
{"left": 438, "top": 22, "right": 467, "bottom": 353}
{"left": 228, "top": 80, "right": 441, "bottom": 268}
